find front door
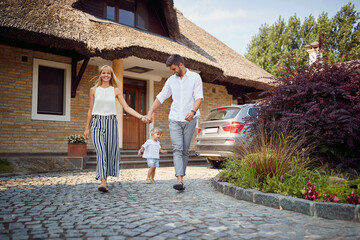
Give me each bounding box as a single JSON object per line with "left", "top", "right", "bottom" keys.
{"left": 122, "top": 78, "right": 146, "bottom": 149}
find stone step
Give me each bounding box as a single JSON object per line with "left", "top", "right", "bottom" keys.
{"left": 83, "top": 150, "right": 208, "bottom": 169}
{"left": 85, "top": 153, "right": 199, "bottom": 160}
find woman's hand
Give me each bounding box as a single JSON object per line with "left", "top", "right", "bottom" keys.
{"left": 84, "top": 129, "right": 90, "bottom": 141}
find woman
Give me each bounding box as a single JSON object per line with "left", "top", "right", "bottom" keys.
{"left": 84, "top": 65, "right": 147, "bottom": 192}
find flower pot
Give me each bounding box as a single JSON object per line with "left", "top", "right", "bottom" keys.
{"left": 67, "top": 143, "right": 87, "bottom": 156}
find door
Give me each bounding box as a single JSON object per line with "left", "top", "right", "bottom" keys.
{"left": 122, "top": 79, "right": 146, "bottom": 149}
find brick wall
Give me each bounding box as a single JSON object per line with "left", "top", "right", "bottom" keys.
{"left": 0, "top": 45, "right": 98, "bottom": 154}
{"left": 153, "top": 78, "right": 233, "bottom": 150}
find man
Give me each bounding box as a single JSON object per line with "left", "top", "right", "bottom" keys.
{"left": 146, "top": 54, "right": 203, "bottom": 191}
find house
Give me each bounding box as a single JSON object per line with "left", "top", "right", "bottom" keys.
{"left": 0, "top": 0, "right": 273, "bottom": 155}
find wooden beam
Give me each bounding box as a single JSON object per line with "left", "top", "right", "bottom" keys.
{"left": 71, "top": 57, "right": 90, "bottom": 98}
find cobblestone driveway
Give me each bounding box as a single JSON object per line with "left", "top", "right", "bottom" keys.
{"left": 1, "top": 166, "right": 359, "bottom": 239}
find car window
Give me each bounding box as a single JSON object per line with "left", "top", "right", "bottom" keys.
{"left": 205, "top": 108, "right": 240, "bottom": 121}
{"left": 248, "top": 108, "right": 258, "bottom": 116}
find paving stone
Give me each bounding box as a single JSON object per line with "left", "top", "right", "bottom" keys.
{"left": 10, "top": 233, "right": 29, "bottom": 240}
{"left": 122, "top": 230, "right": 140, "bottom": 237}
{"left": 9, "top": 222, "right": 24, "bottom": 230}
{"left": 32, "top": 233, "right": 49, "bottom": 239}
{"left": 108, "top": 236, "right": 126, "bottom": 240}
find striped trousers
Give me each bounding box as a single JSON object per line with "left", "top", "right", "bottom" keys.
{"left": 91, "top": 115, "right": 120, "bottom": 180}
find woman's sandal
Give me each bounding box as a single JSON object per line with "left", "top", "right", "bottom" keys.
{"left": 98, "top": 183, "right": 108, "bottom": 192}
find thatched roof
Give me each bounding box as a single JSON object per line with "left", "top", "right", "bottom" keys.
{"left": 0, "top": 0, "right": 274, "bottom": 90}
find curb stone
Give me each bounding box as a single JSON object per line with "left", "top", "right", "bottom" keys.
{"left": 211, "top": 175, "right": 359, "bottom": 222}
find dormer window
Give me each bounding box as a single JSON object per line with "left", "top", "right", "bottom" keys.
{"left": 105, "top": 0, "right": 168, "bottom": 37}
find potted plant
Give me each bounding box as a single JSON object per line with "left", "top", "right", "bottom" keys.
{"left": 66, "top": 134, "right": 87, "bottom": 156}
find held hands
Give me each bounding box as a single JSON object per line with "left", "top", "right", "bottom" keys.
{"left": 140, "top": 115, "right": 152, "bottom": 124}
{"left": 145, "top": 113, "right": 153, "bottom": 124}
{"left": 137, "top": 149, "right": 142, "bottom": 157}
{"left": 140, "top": 116, "right": 148, "bottom": 123}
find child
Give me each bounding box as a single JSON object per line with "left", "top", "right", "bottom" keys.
{"left": 138, "top": 128, "right": 168, "bottom": 183}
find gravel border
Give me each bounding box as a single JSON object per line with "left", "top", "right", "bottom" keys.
{"left": 211, "top": 175, "right": 360, "bottom": 222}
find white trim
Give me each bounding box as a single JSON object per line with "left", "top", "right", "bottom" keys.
{"left": 32, "top": 59, "right": 71, "bottom": 121}
{"left": 147, "top": 79, "right": 155, "bottom": 139}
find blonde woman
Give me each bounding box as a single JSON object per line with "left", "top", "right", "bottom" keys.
{"left": 84, "top": 65, "right": 147, "bottom": 192}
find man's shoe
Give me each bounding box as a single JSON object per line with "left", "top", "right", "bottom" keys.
{"left": 98, "top": 183, "right": 108, "bottom": 192}
{"left": 173, "top": 182, "right": 185, "bottom": 191}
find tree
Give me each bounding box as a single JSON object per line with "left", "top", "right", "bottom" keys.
{"left": 245, "top": 3, "right": 360, "bottom": 77}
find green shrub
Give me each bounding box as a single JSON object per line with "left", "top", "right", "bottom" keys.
{"left": 347, "top": 178, "right": 360, "bottom": 189}
{"left": 220, "top": 126, "right": 316, "bottom": 190}
{"left": 0, "top": 159, "right": 14, "bottom": 174}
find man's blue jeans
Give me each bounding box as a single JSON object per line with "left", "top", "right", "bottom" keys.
{"left": 169, "top": 119, "right": 197, "bottom": 177}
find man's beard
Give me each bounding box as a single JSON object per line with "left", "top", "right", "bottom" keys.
{"left": 176, "top": 68, "right": 183, "bottom": 77}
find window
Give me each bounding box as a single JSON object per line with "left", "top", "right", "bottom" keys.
{"left": 105, "top": 0, "right": 168, "bottom": 37}
{"left": 205, "top": 108, "right": 240, "bottom": 121}
{"left": 118, "top": 0, "right": 135, "bottom": 27}
{"left": 248, "top": 108, "right": 259, "bottom": 117}
{"left": 32, "top": 59, "right": 71, "bottom": 121}
{"left": 106, "top": 0, "right": 116, "bottom": 21}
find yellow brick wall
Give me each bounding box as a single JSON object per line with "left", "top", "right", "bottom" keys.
{"left": 153, "top": 78, "right": 233, "bottom": 150}
{"left": 0, "top": 45, "right": 98, "bottom": 153}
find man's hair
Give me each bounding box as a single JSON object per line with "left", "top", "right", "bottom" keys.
{"left": 151, "top": 127, "right": 162, "bottom": 135}
{"left": 166, "top": 54, "right": 184, "bottom": 67}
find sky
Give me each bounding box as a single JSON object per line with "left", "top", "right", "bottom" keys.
{"left": 173, "top": 0, "right": 359, "bottom": 56}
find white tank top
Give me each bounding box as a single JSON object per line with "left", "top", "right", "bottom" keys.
{"left": 92, "top": 86, "right": 117, "bottom": 115}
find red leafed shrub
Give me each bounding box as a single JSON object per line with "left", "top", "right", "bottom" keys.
{"left": 250, "top": 59, "right": 360, "bottom": 168}
{"left": 346, "top": 191, "right": 360, "bottom": 205}
{"left": 304, "top": 181, "right": 319, "bottom": 201}
{"left": 322, "top": 191, "right": 338, "bottom": 203}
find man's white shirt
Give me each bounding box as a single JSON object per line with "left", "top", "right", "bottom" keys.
{"left": 156, "top": 69, "right": 203, "bottom": 122}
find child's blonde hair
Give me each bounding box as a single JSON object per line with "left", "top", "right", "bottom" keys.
{"left": 151, "top": 127, "right": 162, "bottom": 135}
{"left": 94, "top": 65, "right": 120, "bottom": 88}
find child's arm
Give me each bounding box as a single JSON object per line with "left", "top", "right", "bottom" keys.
{"left": 138, "top": 147, "right": 144, "bottom": 156}
{"left": 160, "top": 148, "right": 168, "bottom": 154}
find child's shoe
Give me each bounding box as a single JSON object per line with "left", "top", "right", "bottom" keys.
{"left": 150, "top": 179, "right": 155, "bottom": 183}
{"left": 146, "top": 178, "right": 152, "bottom": 183}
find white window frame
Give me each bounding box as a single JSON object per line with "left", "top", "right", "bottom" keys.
{"left": 32, "top": 59, "right": 71, "bottom": 121}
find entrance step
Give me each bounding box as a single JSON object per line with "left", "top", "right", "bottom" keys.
{"left": 83, "top": 150, "right": 207, "bottom": 169}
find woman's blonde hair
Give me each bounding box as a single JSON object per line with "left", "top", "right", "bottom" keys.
{"left": 94, "top": 65, "right": 120, "bottom": 88}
